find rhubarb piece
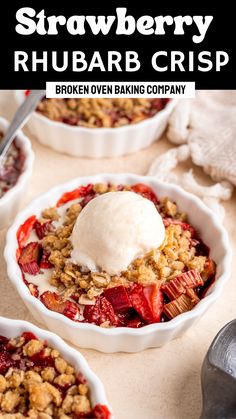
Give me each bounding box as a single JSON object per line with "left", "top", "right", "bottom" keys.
{"left": 163, "top": 291, "right": 199, "bottom": 320}
{"left": 40, "top": 291, "right": 80, "bottom": 320}
{"left": 162, "top": 269, "right": 203, "bottom": 301}
{"left": 163, "top": 217, "right": 196, "bottom": 237}
{"left": 104, "top": 286, "right": 132, "bottom": 313}
{"left": 201, "top": 258, "right": 216, "bottom": 282}
{"left": 40, "top": 250, "right": 53, "bottom": 269}
{"left": 17, "top": 215, "right": 36, "bottom": 249}
{"left": 129, "top": 284, "right": 163, "bottom": 324}
{"left": 34, "top": 219, "right": 53, "bottom": 239}
{"left": 83, "top": 296, "right": 118, "bottom": 326}
{"left": 131, "top": 183, "right": 159, "bottom": 205}
{"left": 18, "top": 242, "right": 42, "bottom": 275}
{"left": 80, "top": 192, "right": 97, "bottom": 208}
{"left": 56, "top": 184, "right": 93, "bottom": 207}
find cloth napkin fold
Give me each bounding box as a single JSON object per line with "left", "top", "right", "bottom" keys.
{"left": 148, "top": 91, "right": 236, "bottom": 219}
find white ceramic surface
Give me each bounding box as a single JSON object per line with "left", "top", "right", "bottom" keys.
{"left": 4, "top": 174, "right": 232, "bottom": 353}
{"left": 15, "top": 92, "right": 178, "bottom": 158}
{"left": 0, "top": 117, "right": 34, "bottom": 229}
{"left": 0, "top": 316, "right": 112, "bottom": 416}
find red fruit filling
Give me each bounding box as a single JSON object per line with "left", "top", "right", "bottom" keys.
{"left": 21, "top": 331, "right": 37, "bottom": 342}
{"left": 40, "top": 250, "right": 53, "bottom": 269}
{"left": 162, "top": 269, "right": 203, "bottom": 301}
{"left": 104, "top": 286, "right": 132, "bottom": 312}
{"left": 17, "top": 182, "right": 216, "bottom": 327}
{"left": 18, "top": 242, "right": 42, "bottom": 275}
{"left": 0, "top": 132, "right": 25, "bottom": 199}
{"left": 83, "top": 296, "right": 118, "bottom": 326}
{"left": 163, "top": 218, "right": 196, "bottom": 237}
{"left": 0, "top": 350, "right": 17, "bottom": 374}
{"left": 17, "top": 215, "right": 36, "bottom": 250}
{"left": 131, "top": 183, "right": 159, "bottom": 205}
{"left": 40, "top": 291, "right": 80, "bottom": 320}
{"left": 34, "top": 219, "right": 53, "bottom": 239}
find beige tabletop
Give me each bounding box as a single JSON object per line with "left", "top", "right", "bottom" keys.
{"left": 0, "top": 91, "right": 235, "bottom": 419}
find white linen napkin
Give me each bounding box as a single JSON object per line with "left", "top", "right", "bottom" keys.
{"left": 148, "top": 91, "right": 236, "bottom": 219}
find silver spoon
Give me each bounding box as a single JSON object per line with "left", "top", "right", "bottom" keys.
{"left": 200, "top": 319, "right": 236, "bottom": 419}
{"left": 0, "top": 90, "right": 45, "bottom": 174}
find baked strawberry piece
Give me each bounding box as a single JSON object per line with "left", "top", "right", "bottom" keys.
{"left": 129, "top": 284, "right": 163, "bottom": 324}
{"left": 18, "top": 242, "right": 42, "bottom": 275}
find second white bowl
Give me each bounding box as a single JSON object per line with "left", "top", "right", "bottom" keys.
{"left": 0, "top": 117, "right": 34, "bottom": 229}
{"left": 15, "top": 92, "right": 178, "bottom": 158}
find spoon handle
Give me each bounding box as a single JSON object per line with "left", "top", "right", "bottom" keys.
{"left": 0, "top": 90, "right": 45, "bottom": 159}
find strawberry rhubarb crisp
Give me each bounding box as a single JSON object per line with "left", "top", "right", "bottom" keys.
{"left": 36, "top": 98, "right": 169, "bottom": 128}
{"left": 16, "top": 183, "right": 216, "bottom": 328}
{"left": 0, "top": 132, "right": 25, "bottom": 199}
{"left": 0, "top": 332, "right": 110, "bottom": 418}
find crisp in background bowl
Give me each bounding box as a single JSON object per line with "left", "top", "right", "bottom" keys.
{"left": 0, "top": 316, "right": 112, "bottom": 416}
{"left": 0, "top": 117, "right": 34, "bottom": 229}
{"left": 15, "top": 91, "right": 178, "bottom": 158}
{"left": 4, "top": 174, "right": 232, "bottom": 352}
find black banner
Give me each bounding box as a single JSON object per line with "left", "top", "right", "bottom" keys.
{"left": 1, "top": 1, "right": 235, "bottom": 89}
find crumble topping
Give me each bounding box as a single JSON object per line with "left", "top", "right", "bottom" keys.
{"left": 36, "top": 98, "right": 169, "bottom": 128}
{"left": 0, "top": 333, "right": 110, "bottom": 418}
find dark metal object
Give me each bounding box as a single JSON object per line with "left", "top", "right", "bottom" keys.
{"left": 200, "top": 319, "right": 236, "bottom": 419}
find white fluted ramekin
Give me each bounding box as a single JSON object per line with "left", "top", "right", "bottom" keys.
{"left": 0, "top": 117, "right": 34, "bottom": 229}
{"left": 4, "top": 174, "right": 232, "bottom": 353}
{"left": 0, "top": 316, "right": 112, "bottom": 416}
{"left": 15, "top": 91, "right": 177, "bottom": 158}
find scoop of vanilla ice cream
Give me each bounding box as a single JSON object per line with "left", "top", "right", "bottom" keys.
{"left": 70, "top": 191, "right": 165, "bottom": 275}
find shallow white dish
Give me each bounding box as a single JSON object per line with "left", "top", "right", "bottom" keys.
{"left": 15, "top": 91, "right": 177, "bottom": 158}
{"left": 0, "top": 316, "right": 112, "bottom": 416}
{"left": 5, "top": 173, "right": 232, "bottom": 353}
{"left": 0, "top": 117, "right": 34, "bottom": 229}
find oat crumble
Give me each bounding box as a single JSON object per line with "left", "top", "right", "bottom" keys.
{"left": 0, "top": 333, "right": 110, "bottom": 418}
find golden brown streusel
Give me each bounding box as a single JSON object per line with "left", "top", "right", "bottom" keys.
{"left": 37, "top": 98, "right": 167, "bottom": 128}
